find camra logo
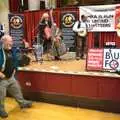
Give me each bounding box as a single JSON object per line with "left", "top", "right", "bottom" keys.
{"left": 62, "top": 13, "right": 75, "bottom": 27}
{"left": 10, "top": 16, "right": 23, "bottom": 29}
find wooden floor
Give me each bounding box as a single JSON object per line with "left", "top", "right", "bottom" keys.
{"left": 29, "top": 59, "right": 86, "bottom": 72}
{"left": 1, "top": 97, "right": 120, "bottom": 120}
{"left": 27, "top": 52, "right": 86, "bottom": 72}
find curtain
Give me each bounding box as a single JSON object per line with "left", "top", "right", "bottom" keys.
{"left": 87, "top": 32, "right": 120, "bottom": 48}
{"left": 24, "top": 11, "right": 34, "bottom": 46}
{"left": 9, "top": 0, "right": 28, "bottom": 12}
{"left": 9, "top": 0, "right": 20, "bottom": 12}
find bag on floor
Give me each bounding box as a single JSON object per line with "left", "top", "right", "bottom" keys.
{"left": 19, "top": 54, "right": 30, "bottom": 67}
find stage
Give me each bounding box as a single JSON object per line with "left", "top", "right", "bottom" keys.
{"left": 19, "top": 52, "right": 119, "bottom": 77}
{"left": 17, "top": 52, "right": 120, "bottom": 113}
{"left": 23, "top": 59, "right": 85, "bottom": 73}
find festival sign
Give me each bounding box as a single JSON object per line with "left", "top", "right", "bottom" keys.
{"left": 60, "top": 11, "right": 77, "bottom": 51}
{"left": 86, "top": 49, "right": 103, "bottom": 71}
{"left": 103, "top": 49, "right": 120, "bottom": 71}
{"left": 9, "top": 14, "right": 24, "bottom": 48}
{"left": 79, "top": 5, "right": 120, "bottom": 32}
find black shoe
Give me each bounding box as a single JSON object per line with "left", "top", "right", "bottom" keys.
{"left": 0, "top": 109, "right": 8, "bottom": 118}
{"left": 54, "top": 56, "right": 61, "bottom": 60}
{"left": 80, "top": 57, "right": 84, "bottom": 59}
{"left": 20, "top": 101, "right": 32, "bottom": 108}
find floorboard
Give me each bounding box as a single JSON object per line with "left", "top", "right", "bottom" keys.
{"left": 1, "top": 97, "right": 120, "bottom": 120}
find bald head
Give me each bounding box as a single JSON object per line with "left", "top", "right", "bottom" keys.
{"left": 1, "top": 35, "right": 13, "bottom": 50}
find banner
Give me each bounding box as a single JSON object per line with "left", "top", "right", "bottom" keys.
{"left": 9, "top": 14, "right": 24, "bottom": 48}
{"left": 80, "top": 5, "right": 120, "bottom": 32}
{"left": 60, "top": 11, "right": 77, "bottom": 51}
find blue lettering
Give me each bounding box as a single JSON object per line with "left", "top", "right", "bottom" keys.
{"left": 105, "top": 60, "right": 110, "bottom": 67}
{"left": 105, "top": 52, "right": 110, "bottom": 59}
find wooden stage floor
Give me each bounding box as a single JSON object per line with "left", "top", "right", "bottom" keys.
{"left": 30, "top": 59, "right": 86, "bottom": 72}
{"left": 20, "top": 52, "right": 120, "bottom": 78}
{"left": 22, "top": 52, "right": 87, "bottom": 73}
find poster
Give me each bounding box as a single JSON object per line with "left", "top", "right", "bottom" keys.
{"left": 103, "top": 49, "right": 120, "bottom": 71}
{"left": 60, "top": 11, "right": 77, "bottom": 51}
{"left": 86, "top": 49, "right": 103, "bottom": 71}
{"left": 9, "top": 14, "right": 24, "bottom": 48}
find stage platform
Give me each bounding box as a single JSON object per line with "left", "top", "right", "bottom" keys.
{"left": 17, "top": 52, "right": 120, "bottom": 113}
{"left": 19, "top": 52, "right": 119, "bottom": 78}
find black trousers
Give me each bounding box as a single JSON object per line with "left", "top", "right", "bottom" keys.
{"left": 76, "top": 35, "right": 87, "bottom": 58}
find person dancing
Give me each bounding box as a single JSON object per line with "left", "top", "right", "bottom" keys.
{"left": 0, "top": 35, "right": 32, "bottom": 118}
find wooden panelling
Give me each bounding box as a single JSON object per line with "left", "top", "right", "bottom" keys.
{"left": 71, "top": 75, "right": 98, "bottom": 98}
{"left": 114, "top": 79, "right": 120, "bottom": 101}
{"left": 18, "top": 71, "right": 120, "bottom": 102}
{"left": 46, "top": 73, "right": 72, "bottom": 95}
{"left": 18, "top": 71, "right": 47, "bottom": 92}
{"left": 98, "top": 77, "right": 118, "bottom": 101}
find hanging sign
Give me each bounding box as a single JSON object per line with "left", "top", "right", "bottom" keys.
{"left": 79, "top": 5, "right": 120, "bottom": 32}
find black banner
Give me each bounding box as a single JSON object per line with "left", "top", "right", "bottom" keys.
{"left": 60, "top": 12, "right": 77, "bottom": 51}
{"left": 9, "top": 14, "right": 24, "bottom": 48}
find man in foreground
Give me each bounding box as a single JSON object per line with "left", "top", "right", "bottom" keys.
{"left": 0, "top": 34, "right": 32, "bottom": 118}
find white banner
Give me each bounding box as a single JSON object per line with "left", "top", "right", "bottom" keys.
{"left": 79, "top": 5, "right": 120, "bottom": 32}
